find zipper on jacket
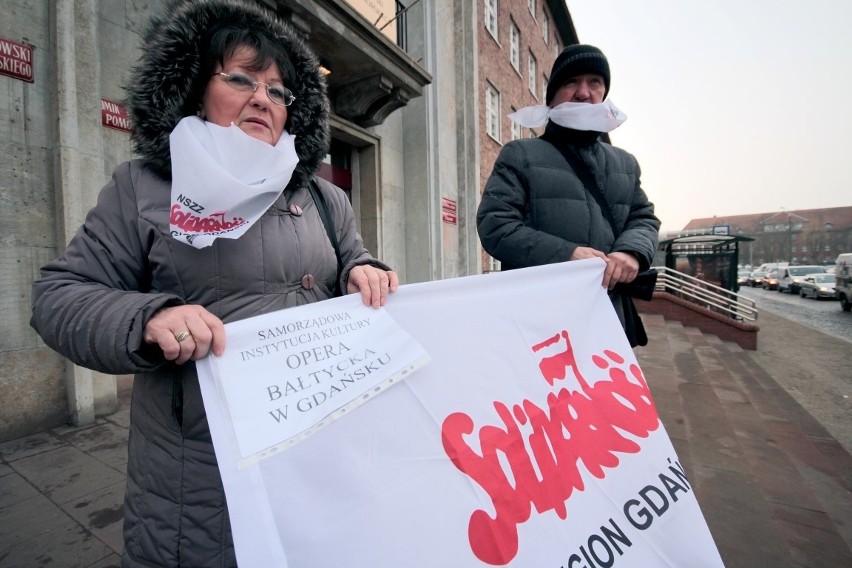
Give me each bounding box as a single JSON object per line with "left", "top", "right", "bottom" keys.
{"left": 172, "top": 374, "right": 184, "bottom": 429}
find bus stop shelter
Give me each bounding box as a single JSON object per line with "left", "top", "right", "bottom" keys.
{"left": 658, "top": 233, "right": 754, "bottom": 292}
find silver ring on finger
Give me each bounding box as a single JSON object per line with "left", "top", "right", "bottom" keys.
{"left": 175, "top": 330, "right": 192, "bottom": 343}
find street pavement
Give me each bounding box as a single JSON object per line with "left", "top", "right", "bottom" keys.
{"left": 1, "top": 312, "right": 850, "bottom": 567}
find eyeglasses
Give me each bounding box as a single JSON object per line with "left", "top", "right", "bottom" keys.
{"left": 213, "top": 72, "right": 296, "bottom": 106}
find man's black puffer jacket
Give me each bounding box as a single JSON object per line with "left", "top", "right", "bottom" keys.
{"left": 477, "top": 122, "right": 660, "bottom": 329}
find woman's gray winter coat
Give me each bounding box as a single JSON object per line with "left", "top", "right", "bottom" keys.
{"left": 30, "top": 1, "right": 388, "bottom": 566}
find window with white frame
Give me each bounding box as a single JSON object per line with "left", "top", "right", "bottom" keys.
{"left": 542, "top": 75, "right": 548, "bottom": 102}
{"left": 486, "top": 83, "right": 501, "bottom": 141}
{"left": 542, "top": 12, "right": 549, "bottom": 43}
{"left": 487, "top": 256, "right": 502, "bottom": 272}
{"left": 484, "top": 0, "right": 498, "bottom": 40}
{"left": 528, "top": 0, "right": 536, "bottom": 18}
{"left": 553, "top": 38, "right": 560, "bottom": 59}
{"left": 528, "top": 52, "right": 537, "bottom": 95}
{"left": 510, "top": 109, "right": 521, "bottom": 140}
{"left": 509, "top": 22, "right": 520, "bottom": 71}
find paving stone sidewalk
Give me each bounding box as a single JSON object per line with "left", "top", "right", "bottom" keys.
{"left": 0, "top": 391, "right": 130, "bottom": 568}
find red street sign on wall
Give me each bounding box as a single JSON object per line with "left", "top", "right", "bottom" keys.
{"left": 441, "top": 197, "right": 457, "bottom": 225}
{"left": 101, "top": 99, "right": 131, "bottom": 132}
{"left": 0, "top": 37, "right": 34, "bottom": 83}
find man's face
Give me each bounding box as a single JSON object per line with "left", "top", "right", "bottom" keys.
{"left": 550, "top": 73, "right": 606, "bottom": 106}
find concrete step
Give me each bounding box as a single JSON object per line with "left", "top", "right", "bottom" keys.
{"left": 638, "top": 315, "right": 691, "bottom": 473}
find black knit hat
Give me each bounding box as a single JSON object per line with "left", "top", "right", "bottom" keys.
{"left": 546, "top": 44, "right": 610, "bottom": 105}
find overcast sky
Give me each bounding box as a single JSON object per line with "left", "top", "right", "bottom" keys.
{"left": 565, "top": 0, "right": 852, "bottom": 233}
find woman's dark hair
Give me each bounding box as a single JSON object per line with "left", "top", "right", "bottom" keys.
{"left": 185, "top": 24, "right": 297, "bottom": 120}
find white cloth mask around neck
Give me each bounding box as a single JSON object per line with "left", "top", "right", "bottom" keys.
{"left": 509, "top": 99, "right": 627, "bottom": 132}
{"left": 168, "top": 116, "right": 299, "bottom": 249}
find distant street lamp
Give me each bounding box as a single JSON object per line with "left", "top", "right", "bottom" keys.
{"left": 824, "top": 222, "right": 834, "bottom": 263}
{"left": 788, "top": 213, "right": 793, "bottom": 263}
{"left": 736, "top": 228, "right": 753, "bottom": 267}
{"left": 780, "top": 207, "right": 793, "bottom": 263}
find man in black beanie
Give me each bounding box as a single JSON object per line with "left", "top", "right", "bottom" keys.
{"left": 545, "top": 44, "right": 611, "bottom": 105}
{"left": 476, "top": 44, "right": 660, "bottom": 347}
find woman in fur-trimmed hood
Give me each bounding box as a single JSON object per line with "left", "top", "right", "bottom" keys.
{"left": 128, "top": 0, "right": 329, "bottom": 188}
{"left": 30, "top": 1, "right": 397, "bottom": 566}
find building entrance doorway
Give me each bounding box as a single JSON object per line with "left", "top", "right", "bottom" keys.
{"left": 317, "top": 139, "right": 354, "bottom": 202}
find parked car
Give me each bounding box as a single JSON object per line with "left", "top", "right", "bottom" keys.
{"left": 750, "top": 262, "right": 787, "bottom": 288}
{"left": 799, "top": 273, "right": 837, "bottom": 300}
{"left": 835, "top": 253, "right": 852, "bottom": 311}
{"left": 748, "top": 269, "right": 767, "bottom": 287}
{"left": 762, "top": 269, "right": 782, "bottom": 290}
{"left": 778, "top": 265, "right": 825, "bottom": 294}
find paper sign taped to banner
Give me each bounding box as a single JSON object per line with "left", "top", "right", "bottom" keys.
{"left": 197, "top": 259, "right": 724, "bottom": 567}
{"left": 207, "top": 300, "right": 430, "bottom": 465}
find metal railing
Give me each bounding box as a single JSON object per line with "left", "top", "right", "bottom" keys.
{"left": 654, "top": 267, "right": 759, "bottom": 322}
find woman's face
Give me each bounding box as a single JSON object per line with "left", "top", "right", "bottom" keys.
{"left": 202, "top": 46, "right": 289, "bottom": 145}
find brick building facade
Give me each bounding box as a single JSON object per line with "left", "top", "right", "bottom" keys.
{"left": 477, "top": 0, "right": 578, "bottom": 271}
{"left": 683, "top": 206, "right": 852, "bottom": 267}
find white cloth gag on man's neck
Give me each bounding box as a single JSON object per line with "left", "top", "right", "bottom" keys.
{"left": 169, "top": 116, "right": 299, "bottom": 249}
{"left": 508, "top": 100, "right": 627, "bottom": 132}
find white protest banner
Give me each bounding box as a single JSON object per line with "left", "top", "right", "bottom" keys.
{"left": 197, "top": 259, "right": 725, "bottom": 567}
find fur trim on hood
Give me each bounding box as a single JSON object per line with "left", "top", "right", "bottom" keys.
{"left": 125, "top": 0, "right": 330, "bottom": 189}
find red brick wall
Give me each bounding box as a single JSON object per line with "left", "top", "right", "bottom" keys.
{"left": 636, "top": 293, "right": 760, "bottom": 350}
{"left": 478, "top": 1, "right": 568, "bottom": 271}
